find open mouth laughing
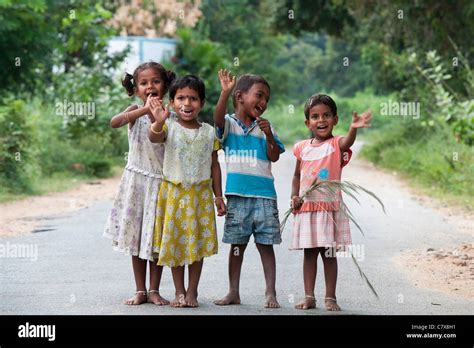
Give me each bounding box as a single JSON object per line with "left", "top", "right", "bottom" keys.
{"left": 254, "top": 105, "right": 266, "bottom": 116}
{"left": 181, "top": 108, "right": 194, "bottom": 117}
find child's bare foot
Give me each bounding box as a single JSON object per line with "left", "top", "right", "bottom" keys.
{"left": 325, "top": 297, "right": 341, "bottom": 311}
{"left": 264, "top": 293, "right": 280, "bottom": 308}
{"left": 214, "top": 292, "right": 241, "bottom": 305}
{"left": 147, "top": 290, "right": 169, "bottom": 306}
{"left": 124, "top": 290, "right": 147, "bottom": 305}
{"left": 185, "top": 291, "right": 199, "bottom": 308}
{"left": 295, "top": 295, "right": 316, "bottom": 310}
{"left": 170, "top": 293, "right": 186, "bottom": 308}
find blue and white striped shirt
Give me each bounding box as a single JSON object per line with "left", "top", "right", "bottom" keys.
{"left": 216, "top": 114, "right": 285, "bottom": 200}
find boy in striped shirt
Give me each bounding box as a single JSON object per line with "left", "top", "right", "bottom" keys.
{"left": 213, "top": 70, "right": 285, "bottom": 308}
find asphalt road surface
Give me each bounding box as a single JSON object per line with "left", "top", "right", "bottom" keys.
{"left": 1, "top": 142, "right": 472, "bottom": 315}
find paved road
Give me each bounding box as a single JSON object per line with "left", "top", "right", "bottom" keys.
{"left": 1, "top": 142, "right": 472, "bottom": 315}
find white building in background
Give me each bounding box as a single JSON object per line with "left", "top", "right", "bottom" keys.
{"left": 107, "top": 36, "right": 177, "bottom": 75}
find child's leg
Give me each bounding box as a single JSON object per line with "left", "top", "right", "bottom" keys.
{"left": 214, "top": 243, "right": 247, "bottom": 305}
{"left": 255, "top": 243, "right": 280, "bottom": 308}
{"left": 125, "top": 256, "right": 148, "bottom": 305}
{"left": 185, "top": 259, "right": 204, "bottom": 307}
{"left": 170, "top": 266, "right": 186, "bottom": 308}
{"left": 295, "top": 248, "right": 319, "bottom": 310}
{"left": 148, "top": 261, "right": 169, "bottom": 305}
{"left": 321, "top": 247, "right": 341, "bottom": 311}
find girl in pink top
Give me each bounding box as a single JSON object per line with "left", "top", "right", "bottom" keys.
{"left": 290, "top": 94, "right": 372, "bottom": 311}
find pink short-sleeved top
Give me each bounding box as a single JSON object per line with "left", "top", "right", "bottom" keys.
{"left": 293, "top": 136, "right": 352, "bottom": 212}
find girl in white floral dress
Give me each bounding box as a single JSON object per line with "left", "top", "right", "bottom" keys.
{"left": 149, "top": 75, "right": 226, "bottom": 308}
{"left": 104, "top": 62, "right": 175, "bottom": 306}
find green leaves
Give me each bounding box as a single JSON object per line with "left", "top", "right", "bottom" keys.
{"left": 417, "top": 50, "right": 474, "bottom": 145}
{"left": 173, "top": 27, "right": 231, "bottom": 123}
{"left": 280, "top": 179, "right": 385, "bottom": 236}
{"left": 0, "top": 97, "right": 40, "bottom": 193}
{"left": 0, "top": 0, "right": 118, "bottom": 96}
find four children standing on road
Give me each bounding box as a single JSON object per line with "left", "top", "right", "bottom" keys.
{"left": 105, "top": 62, "right": 371, "bottom": 311}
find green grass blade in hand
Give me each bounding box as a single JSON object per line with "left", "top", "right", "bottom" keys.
{"left": 351, "top": 251, "right": 379, "bottom": 298}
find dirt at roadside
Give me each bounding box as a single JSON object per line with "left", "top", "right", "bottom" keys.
{"left": 346, "top": 157, "right": 473, "bottom": 300}
{"left": 395, "top": 243, "right": 474, "bottom": 299}
{"left": 0, "top": 176, "right": 121, "bottom": 237}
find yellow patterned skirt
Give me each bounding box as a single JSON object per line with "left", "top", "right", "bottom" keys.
{"left": 153, "top": 179, "right": 218, "bottom": 267}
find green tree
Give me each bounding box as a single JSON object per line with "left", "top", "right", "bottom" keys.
{"left": 273, "top": 0, "right": 355, "bottom": 36}
{"left": 192, "top": 0, "right": 289, "bottom": 99}
{"left": 0, "top": 0, "right": 120, "bottom": 96}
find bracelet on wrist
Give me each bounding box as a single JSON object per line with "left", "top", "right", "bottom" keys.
{"left": 150, "top": 124, "right": 164, "bottom": 135}
{"left": 123, "top": 112, "right": 130, "bottom": 123}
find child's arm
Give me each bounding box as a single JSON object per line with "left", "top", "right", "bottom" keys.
{"left": 256, "top": 117, "right": 280, "bottom": 162}
{"left": 110, "top": 95, "right": 154, "bottom": 128}
{"left": 291, "top": 159, "right": 303, "bottom": 212}
{"left": 339, "top": 110, "right": 372, "bottom": 152}
{"left": 211, "top": 151, "right": 226, "bottom": 216}
{"left": 214, "top": 69, "right": 236, "bottom": 130}
{"left": 148, "top": 99, "right": 170, "bottom": 143}
{"left": 110, "top": 105, "right": 141, "bottom": 128}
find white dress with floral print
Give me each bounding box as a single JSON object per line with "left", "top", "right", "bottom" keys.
{"left": 103, "top": 109, "right": 164, "bottom": 261}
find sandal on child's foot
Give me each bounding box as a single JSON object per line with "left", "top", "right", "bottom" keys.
{"left": 124, "top": 290, "right": 148, "bottom": 305}
{"left": 295, "top": 295, "right": 316, "bottom": 310}
{"left": 325, "top": 297, "right": 341, "bottom": 311}
{"left": 147, "top": 290, "right": 170, "bottom": 306}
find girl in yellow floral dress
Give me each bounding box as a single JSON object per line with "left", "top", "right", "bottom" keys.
{"left": 148, "top": 75, "right": 226, "bottom": 308}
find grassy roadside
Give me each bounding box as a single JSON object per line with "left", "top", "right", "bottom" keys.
{"left": 0, "top": 97, "right": 128, "bottom": 202}
{"left": 360, "top": 123, "right": 474, "bottom": 210}
{"left": 1, "top": 90, "right": 471, "bottom": 211}
{"left": 0, "top": 166, "right": 122, "bottom": 204}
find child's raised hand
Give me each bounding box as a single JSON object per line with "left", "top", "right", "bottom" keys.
{"left": 144, "top": 93, "right": 158, "bottom": 112}
{"left": 149, "top": 98, "right": 169, "bottom": 123}
{"left": 214, "top": 197, "right": 226, "bottom": 216}
{"left": 218, "top": 69, "right": 236, "bottom": 93}
{"left": 351, "top": 110, "right": 372, "bottom": 128}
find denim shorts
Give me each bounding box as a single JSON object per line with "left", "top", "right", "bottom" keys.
{"left": 223, "top": 196, "right": 282, "bottom": 245}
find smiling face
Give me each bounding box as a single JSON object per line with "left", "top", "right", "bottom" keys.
{"left": 171, "top": 86, "right": 204, "bottom": 124}
{"left": 306, "top": 103, "right": 338, "bottom": 140}
{"left": 134, "top": 68, "right": 166, "bottom": 102}
{"left": 236, "top": 83, "right": 270, "bottom": 120}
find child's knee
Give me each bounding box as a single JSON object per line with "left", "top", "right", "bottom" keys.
{"left": 255, "top": 243, "right": 275, "bottom": 254}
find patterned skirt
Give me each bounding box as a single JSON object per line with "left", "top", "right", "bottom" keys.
{"left": 290, "top": 209, "right": 351, "bottom": 250}
{"left": 153, "top": 179, "right": 218, "bottom": 267}
{"left": 103, "top": 169, "right": 161, "bottom": 261}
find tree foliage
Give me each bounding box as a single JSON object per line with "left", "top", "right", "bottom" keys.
{"left": 0, "top": 0, "right": 119, "bottom": 95}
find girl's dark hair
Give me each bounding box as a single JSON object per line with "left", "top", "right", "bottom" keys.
{"left": 232, "top": 74, "right": 271, "bottom": 107}
{"left": 121, "top": 61, "right": 176, "bottom": 97}
{"left": 169, "top": 75, "right": 206, "bottom": 101}
{"left": 304, "top": 94, "right": 337, "bottom": 119}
